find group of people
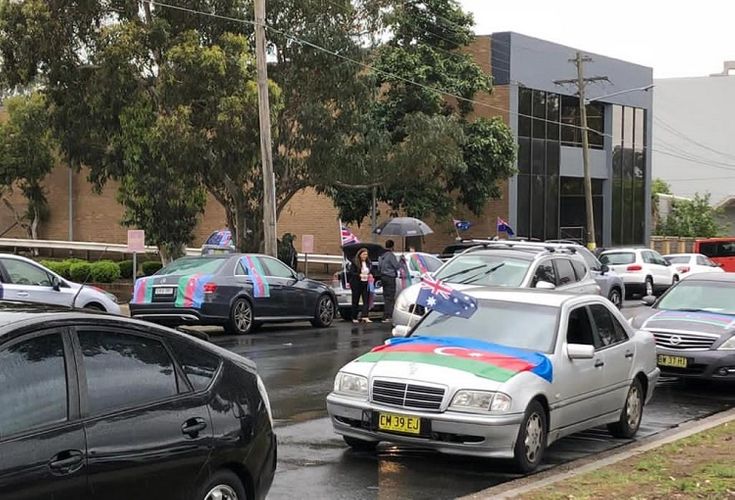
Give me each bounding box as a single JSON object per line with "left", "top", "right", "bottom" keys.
{"left": 346, "top": 240, "right": 407, "bottom": 324}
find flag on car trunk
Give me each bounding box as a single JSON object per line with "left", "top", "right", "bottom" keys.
{"left": 416, "top": 276, "right": 478, "bottom": 319}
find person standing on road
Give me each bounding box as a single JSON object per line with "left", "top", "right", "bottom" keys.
{"left": 348, "top": 248, "right": 372, "bottom": 323}
{"left": 378, "top": 240, "right": 401, "bottom": 322}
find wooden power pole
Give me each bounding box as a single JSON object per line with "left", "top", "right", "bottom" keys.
{"left": 254, "top": 0, "right": 278, "bottom": 257}
{"left": 555, "top": 52, "right": 608, "bottom": 251}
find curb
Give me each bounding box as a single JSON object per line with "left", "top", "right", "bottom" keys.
{"left": 460, "top": 407, "right": 735, "bottom": 499}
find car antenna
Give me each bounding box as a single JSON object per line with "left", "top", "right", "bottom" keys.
{"left": 71, "top": 245, "right": 110, "bottom": 311}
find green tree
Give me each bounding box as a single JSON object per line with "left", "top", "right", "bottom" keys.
{"left": 658, "top": 193, "right": 722, "bottom": 238}
{"left": 651, "top": 178, "right": 672, "bottom": 231}
{"left": 0, "top": 92, "right": 54, "bottom": 240}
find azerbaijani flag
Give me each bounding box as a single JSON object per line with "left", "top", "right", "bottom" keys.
{"left": 240, "top": 255, "right": 270, "bottom": 298}
{"left": 174, "top": 274, "right": 215, "bottom": 308}
{"left": 358, "top": 336, "right": 553, "bottom": 383}
{"left": 132, "top": 277, "right": 153, "bottom": 304}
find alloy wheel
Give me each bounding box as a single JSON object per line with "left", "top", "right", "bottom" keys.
{"left": 645, "top": 278, "right": 654, "bottom": 296}
{"left": 319, "top": 297, "right": 334, "bottom": 324}
{"left": 609, "top": 289, "right": 622, "bottom": 308}
{"left": 524, "top": 413, "right": 543, "bottom": 463}
{"left": 204, "top": 484, "right": 238, "bottom": 500}
{"left": 626, "top": 385, "right": 642, "bottom": 429}
{"left": 234, "top": 301, "right": 252, "bottom": 333}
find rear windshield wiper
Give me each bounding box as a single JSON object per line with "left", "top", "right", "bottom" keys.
{"left": 458, "top": 263, "right": 506, "bottom": 285}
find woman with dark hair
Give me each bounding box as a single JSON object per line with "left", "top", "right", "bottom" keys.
{"left": 348, "top": 247, "right": 372, "bottom": 323}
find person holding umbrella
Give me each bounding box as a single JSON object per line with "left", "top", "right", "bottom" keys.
{"left": 347, "top": 248, "right": 373, "bottom": 323}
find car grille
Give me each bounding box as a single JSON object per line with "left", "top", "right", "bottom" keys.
{"left": 651, "top": 330, "right": 719, "bottom": 350}
{"left": 371, "top": 380, "right": 445, "bottom": 411}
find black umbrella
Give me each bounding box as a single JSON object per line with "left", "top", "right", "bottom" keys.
{"left": 373, "top": 217, "right": 434, "bottom": 237}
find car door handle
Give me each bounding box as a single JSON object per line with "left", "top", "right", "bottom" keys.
{"left": 181, "top": 417, "right": 208, "bottom": 437}
{"left": 49, "top": 450, "right": 84, "bottom": 473}
{"left": 625, "top": 351, "right": 634, "bottom": 359}
{"left": 594, "top": 359, "right": 605, "bottom": 368}
{"left": 16, "top": 291, "right": 29, "bottom": 297}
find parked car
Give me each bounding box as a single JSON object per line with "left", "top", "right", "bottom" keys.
{"left": 0, "top": 303, "right": 276, "bottom": 500}
{"left": 392, "top": 241, "right": 601, "bottom": 326}
{"left": 547, "top": 241, "right": 626, "bottom": 308}
{"left": 129, "top": 254, "right": 337, "bottom": 334}
{"left": 663, "top": 253, "right": 725, "bottom": 277}
{"left": 630, "top": 272, "right": 735, "bottom": 381}
{"left": 331, "top": 244, "right": 443, "bottom": 319}
{"left": 599, "top": 248, "right": 678, "bottom": 298}
{"left": 327, "top": 289, "right": 659, "bottom": 472}
{"left": 694, "top": 238, "right": 735, "bottom": 272}
{"left": 0, "top": 254, "right": 120, "bottom": 314}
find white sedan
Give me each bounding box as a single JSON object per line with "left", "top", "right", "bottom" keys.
{"left": 327, "top": 288, "right": 659, "bottom": 472}
{"left": 663, "top": 253, "right": 725, "bottom": 278}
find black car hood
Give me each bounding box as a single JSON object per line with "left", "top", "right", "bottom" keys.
{"left": 636, "top": 309, "right": 735, "bottom": 337}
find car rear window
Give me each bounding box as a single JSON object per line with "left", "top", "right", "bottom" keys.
{"left": 664, "top": 256, "right": 690, "bottom": 264}
{"left": 158, "top": 257, "right": 226, "bottom": 276}
{"left": 600, "top": 252, "right": 635, "bottom": 265}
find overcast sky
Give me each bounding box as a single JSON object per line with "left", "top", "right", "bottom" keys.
{"left": 459, "top": 0, "right": 735, "bottom": 79}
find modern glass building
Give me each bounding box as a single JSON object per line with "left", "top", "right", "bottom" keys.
{"left": 490, "top": 32, "right": 653, "bottom": 247}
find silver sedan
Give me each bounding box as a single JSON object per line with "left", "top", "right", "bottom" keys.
{"left": 327, "top": 288, "right": 659, "bottom": 472}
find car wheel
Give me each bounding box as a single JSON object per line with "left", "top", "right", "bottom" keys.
{"left": 608, "top": 288, "right": 623, "bottom": 309}
{"left": 672, "top": 274, "right": 679, "bottom": 285}
{"left": 644, "top": 276, "right": 654, "bottom": 297}
{"left": 513, "top": 400, "right": 547, "bottom": 473}
{"left": 608, "top": 379, "right": 644, "bottom": 439}
{"left": 197, "top": 470, "right": 247, "bottom": 500}
{"left": 83, "top": 303, "right": 105, "bottom": 312}
{"left": 311, "top": 295, "right": 335, "bottom": 328}
{"left": 225, "top": 298, "right": 253, "bottom": 335}
{"left": 343, "top": 435, "right": 379, "bottom": 452}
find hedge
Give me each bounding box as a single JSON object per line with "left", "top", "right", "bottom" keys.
{"left": 118, "top": 260, "right": 135, "bottom": 279}
{"left": 142, "top": 261, "right": 163, "bottom": 276}
{"left": 90, "top": 260, "right": 122, "bottom": 283}
{"left": 69, "top": 262, "right": 92, "bottom": 282}
{"left": 38, "top": 258, "right": 162, "bottom": 282}
{"left": 41, "top": 260, "right": 72, "bottom": 280}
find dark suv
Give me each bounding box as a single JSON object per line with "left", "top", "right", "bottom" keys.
{"left": 0, "top": 303, "right": 276, "bottom": 500}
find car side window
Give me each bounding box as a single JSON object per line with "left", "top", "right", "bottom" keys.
{"left": 641, "top": 251, "right": 654, "bottom": 264}
{"left": 235, "top": 261, "right": 249, "bottom": 276}
{"left": 650, "top": 251, "right": 666, "bottom": 266}
{"left": 566, "top": 307, "right": 600, "bottom": 348}
{"left": 0, "top": 333, "right": 68, "bottom": 439}
{"left": 589, "top": 304, "right": 628, "bottom": 347}
{"left": 260, "top": 257, "right": 295, "bottom": 279}
{"left": 554, "top": 259, "right": 576, "bottom": 286}
{"left": 532, "top": 262, "right": 556, "bottom": 286}
{"left": 571, "top": 260, "right": 587, "bottom": 281}
{"left": 696, "top": 255, "right": 709, "bottom": 266}
{"left": 79, "top": 330, "right": 179, "bottom": 416}
{"left": 1, "top": 259, "right": 52, "bottom": 286}
{"left": 168, "top": 338, "right": 221, "bottom": 392}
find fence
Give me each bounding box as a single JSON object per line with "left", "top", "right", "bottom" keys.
{"left": 649, "top": 236, "right": 697, "bottom": 254}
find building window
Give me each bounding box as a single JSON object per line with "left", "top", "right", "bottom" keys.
{"left": 561, "top": 95, "right": 605, "bottom": 149}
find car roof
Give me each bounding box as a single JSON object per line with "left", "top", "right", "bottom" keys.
{"left": 600, "top": 248, "right": 645, "bottom": 253}
{"left": 681, "top": 272, "right": 735, "bottom": 283}
{"left": 664, "top": 253, "right": 699, "bottom": 257}
{"left": 460, "top": 287, "right": 584, "bottom": 307}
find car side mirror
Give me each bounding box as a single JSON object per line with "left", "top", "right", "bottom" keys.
{"left": 535, "top": 280, "right": 556, "bottom": 290}
{"left": 567, "top": 343, "right": 595, "bottom": 359}
{"left": 296, "top": 272, "right": 305, "bottom": 281}
{"left": 392, "top": 325, "right": 410, "bottom": 337}
{"left": 600, "top": 264, "right": 609, "bottom": 275}
{"left": 51, "top": 275, "right": 61, "bottom": 292}
{"left": 641, "top": 295, "right": 656, "bottom": 306}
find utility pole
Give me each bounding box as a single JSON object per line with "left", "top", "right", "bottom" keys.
{"left": 555, "top": 52, "right": 608, "bottom": 251}
{"left": 254, "top": 0, "right": 278, "bottom": 257}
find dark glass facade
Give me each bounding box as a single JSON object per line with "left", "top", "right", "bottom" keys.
{"left": 611, "top": 105, "right": 647, "bottom": 245}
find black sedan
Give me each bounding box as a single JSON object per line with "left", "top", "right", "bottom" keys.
{"left": 129, "top": 254, "right": 337, "bottom": 334}
{"left": 0, "top": 302, "right": 276, "bottom": 500}
{"left": 631, "top": 272, "right": 735, "bottom": 381}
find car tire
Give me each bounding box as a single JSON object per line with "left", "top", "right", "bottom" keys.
{"left": 311, "top": 295, "right": 335, "bottom": 328}
{"left": 512, "top": 400, "right": 547, "bottom": 473}
{"left": 343, "top": 435, "right": 379, "bottom": 452}
{"left": 672, "top": 274, "right": 679, "bottom": 285}
{"left": 225, "top": 298, "right": 253, "bottom": 335}
{"left": 83, "top": 303, "right": 106, "bottom": 312}
{"left": 644, "top": 276, "right": 654, "bottom": 297}
{"left": 608, "top": 288, "right": 623, "bottom": 309}
{"left": 197, "top": 469, "right": 247, "bottom": 500}
{"left": 608, "top": 379, "right": 644, "bottom": 439}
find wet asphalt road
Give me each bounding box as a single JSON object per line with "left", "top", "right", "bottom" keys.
{"left": 210, "top": 302, "right": 735, "bottom": 500}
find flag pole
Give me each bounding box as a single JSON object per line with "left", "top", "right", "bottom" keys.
{"left": 453, "top": 218, "right": 461, "bottom": 241}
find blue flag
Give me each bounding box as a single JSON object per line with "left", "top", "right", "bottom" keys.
{"left": 416, "top": 277, "right": 478, "bottom": 319}
{"left": 497, "top": 217, "right": 515, "bottom": 237}
{"left": 453, "top": 219, "right": 472, "bottom": 231}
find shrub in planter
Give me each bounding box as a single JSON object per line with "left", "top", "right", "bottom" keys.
{"left": 69, "top": 262, "right": 92, "bottom": 282}
{"left": 90, "top": 261, "right": 121, "bottom": 283}
{"left": 118, "top": 260, "right": 135, "bottom": 279}
{"left": 41, "top": 260, "right": 69, "bottom": 278}
{"left": 142, "top": 261, "right": 163, "bottom": 276}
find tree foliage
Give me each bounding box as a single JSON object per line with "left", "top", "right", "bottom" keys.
{"left": 0, "top": 92, "right": 54, "bottom": 239}
{"left": 656, "top": 193, "right": 722, "bottom": 238}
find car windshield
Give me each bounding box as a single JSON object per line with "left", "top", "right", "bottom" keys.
{"left": 435, "top": 254, "right": 530, "bottom": 287}
{"left": 411, "top": 300, "right": 559, "bottom": 353}
{"left": 600, "top": 252, "right": 635, "bottom": 265}
{"left": 656, "top": 281, "right": 735, "bottom": 315}
{"left": 664, "top": 256, "right": 690, "bottom": 264}
{"left": 158, "top": 257, "right": 226, "bottom": 276}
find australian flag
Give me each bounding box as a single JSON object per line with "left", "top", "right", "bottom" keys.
{"left": 416, "top": 276, "right": 478, "bottom": 319}
{"left": 453, "top": 219, "right": 472, "bottom": 231}
{"left": 497, "top": 217, "right": 515, "bottom": 237}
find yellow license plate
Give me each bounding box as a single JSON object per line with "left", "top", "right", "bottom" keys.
{"left": 378, "top": 412, "right": 421, "bottom": 435}
{"left": 658, "top": 354, "right": 688, "bottom": 368}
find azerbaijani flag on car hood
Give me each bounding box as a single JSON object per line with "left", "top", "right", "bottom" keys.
{"left": 357, "top": 336, "right": 553, "bottom": 383}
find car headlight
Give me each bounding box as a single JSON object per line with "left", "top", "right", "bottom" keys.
{"left": 334, "top": 372, "right": 368, "bottom": 397}
{"left": 256, "top": 375, "right": 273, "bottom": 426}
{"left": 449, "top": 390, "right": 512, "bottom": 413}
{"left": 719, "top": 336, "right": 735, "bottom": 350}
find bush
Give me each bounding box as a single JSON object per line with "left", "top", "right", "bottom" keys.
{"left": 118, "top": 260, "right": 135, "bottom": 279}
{"left": 69, "top": 262, "right": 92, "bottom": 282}
{"left": 142, "top": 261, "right": 163, "bottom": 276}
{"left": 90, "top": 260, "right": 121, "bottom": 283}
